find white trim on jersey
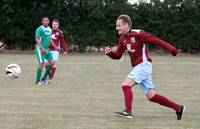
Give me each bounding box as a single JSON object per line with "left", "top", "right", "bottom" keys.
{"left": 142, "top": 44, "right": 147, "bottom": 62}
{"left": 131, "top": 29, "right": 141, "bottom": 33}
{"left": 36, "top": 46, "right": 42, "bottom": 63}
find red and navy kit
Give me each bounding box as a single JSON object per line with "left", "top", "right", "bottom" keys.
{"left": 49, "top": 29, "right": 68, "bottom": 52}
{"left": 107, "top": 29, "right": 177, "bottom": 67}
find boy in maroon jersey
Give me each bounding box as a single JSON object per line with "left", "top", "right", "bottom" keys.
{"left": 49, "top": 19, "right": 68, "bottom": 80}
{"left": 105, "top": 15, "right": 185, "bottom": 120}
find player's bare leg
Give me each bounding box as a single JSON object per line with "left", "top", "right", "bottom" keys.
{"left": 115, "top": 77, "right": 135, "bottom": 119}
{"left": 147, "top": 89, "right": 185, "bottom": 120}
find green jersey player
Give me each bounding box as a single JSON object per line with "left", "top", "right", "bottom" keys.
{"left": 35, "top": 17, "right": 53, "bottom": 85}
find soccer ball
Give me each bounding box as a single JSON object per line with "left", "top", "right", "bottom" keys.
{"left": 5, "top": 64, "right": 22, "bottom": 79}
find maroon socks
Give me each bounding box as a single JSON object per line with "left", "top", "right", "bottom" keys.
{"left": 122, "top": 86, "right": 133, "bottom": 112}
{"left": 150, "top": 93, "right": 180, "bottom": 111}
{"left": 49, "top": 67, "right": 56, "bottom": 79}
{"left": 121, "top": 86, "right": 180, "bottom": 112}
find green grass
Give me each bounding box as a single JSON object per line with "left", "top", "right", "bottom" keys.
{"left": 0, "top": 53, "right": 200, "bottom": 129}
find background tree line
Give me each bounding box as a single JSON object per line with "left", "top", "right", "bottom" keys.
{"left": 0, "top": 0, "right": 199, "bottom": 52}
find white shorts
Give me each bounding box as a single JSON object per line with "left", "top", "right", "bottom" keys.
{"left": 128, "top": 61, "right": 154, "bottom": 95}
{"left": 50, "top": 51, "right": 60, "bottom": 62}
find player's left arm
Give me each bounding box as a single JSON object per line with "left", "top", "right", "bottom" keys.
{"left": 140, "top": 31, "right": 178, "bottom": 56}
{"left": 59, "top": 31, "right": 68, "bottom": 54}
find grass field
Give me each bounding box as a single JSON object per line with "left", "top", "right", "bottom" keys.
{"left": 0, "top": 53, "right": 200, "bottom": 129}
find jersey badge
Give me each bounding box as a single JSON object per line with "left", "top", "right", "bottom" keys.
{"left": 51, "top": 34, "right": 57, "bottom": 39}
{"left": 126, "top": 44, "right": 131, "bottom": 51}
{"left": 131, "top": 37, "right": 136, "bottom": 43}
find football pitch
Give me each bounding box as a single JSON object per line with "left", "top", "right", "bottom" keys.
{"left": 0, "top": 53, "right": 200, "bottom": 129}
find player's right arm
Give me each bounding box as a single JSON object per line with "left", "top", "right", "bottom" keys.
{"left": 35, "top": 38, "right": 46, "bottom": 53}
{"left": 105, "top": 39, "right": 125, "bottom": 59}
{"left": 50, "top": 38, "right": 59, "bottom": 50}
{"left": 35, "top": 27, "right": 46, "bottom": 53}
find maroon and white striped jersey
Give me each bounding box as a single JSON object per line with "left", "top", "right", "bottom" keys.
{"left": 107, "top": 29, "right": 177, "bottom": 67}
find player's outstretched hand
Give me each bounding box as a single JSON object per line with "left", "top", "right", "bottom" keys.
{"left": 105, "top": 47, "right": 112, "bottom": 55}
{"left": 175, "top": 49, "right": 182, "bottom": 57}
{"left": 63, "top": 51, "right": 67, "bottom": 55}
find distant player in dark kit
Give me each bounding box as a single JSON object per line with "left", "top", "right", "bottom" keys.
{"left": 105, "top": 14, "right": 185, "bottom": 120}
{"left": 48, "top": 19, "right": 68, "bottom": 80}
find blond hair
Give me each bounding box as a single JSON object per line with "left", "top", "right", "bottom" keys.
{"left": 53, "top": 19, "right": 59, "bottom": 23}
{"left": 117, "top": 15, "right": 132, "bottom": 28}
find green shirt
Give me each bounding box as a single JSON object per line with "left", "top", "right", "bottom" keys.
{"left": 35, "top": 25, "right": 52, "bottom": 50}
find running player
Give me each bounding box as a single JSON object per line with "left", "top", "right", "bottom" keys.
{"left": 105, "top": 14, "right": 185, "bottom": 120}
